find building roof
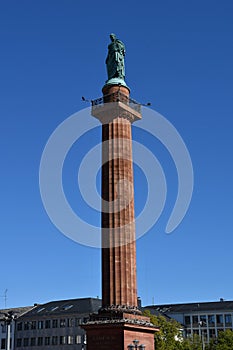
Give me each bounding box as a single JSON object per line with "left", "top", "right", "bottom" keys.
{"left": 0, "top": 306, "right": 35, "bottom": 320}
{"left": 145, "top": 300, "right": 233, "bottom": 314}
{"left": 19, "top": 298, "right": 102, "bottom": 318}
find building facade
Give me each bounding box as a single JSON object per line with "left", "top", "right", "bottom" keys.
{"left": 146, "top": 299, "right": 233, "bottom": 343}
{"left": 1, "top": 298, "right": 101, "bottom": 350}
{"left": 0, "top": 306, "right": 35, "bottom": 350}
{"left": 2, "top": 298, "right": 233, "bottom": 348}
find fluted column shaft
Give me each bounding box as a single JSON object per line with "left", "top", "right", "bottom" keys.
{"left": 101, "top": 85, "right": 137, "bottom": 309}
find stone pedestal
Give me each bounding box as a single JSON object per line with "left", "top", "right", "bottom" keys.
{"left": 83, "top": 317, "right": 156, "bottom": 350}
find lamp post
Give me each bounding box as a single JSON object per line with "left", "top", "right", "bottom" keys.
{"left": 127, "top": 339, "right": 145, "bottom": 350}
{"left": 3, "top": 311, "right": 17, "bottom": 350}
{"left": 81, "top": 334, "right": 87, "bottom": 350}
{"left": 198, "top": 321, "right": 205, "bottom": 350}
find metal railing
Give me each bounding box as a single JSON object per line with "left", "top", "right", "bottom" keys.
{"left": 91, "top": 91, "right": 141, "bottom": 114}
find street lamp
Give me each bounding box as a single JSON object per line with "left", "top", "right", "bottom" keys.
{"left": 81, "top": 334, "right": 87, "bottom": 350}
{"left": 127, "top": 339, "right": 145, "bottom": 350}
{"left": 198, "top": 321, "right": 205, "bottom": 350}
{"left": 3, "top": 311, "right": 17, "bottom": 350}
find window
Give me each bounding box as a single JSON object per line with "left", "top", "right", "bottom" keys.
{"left": 216, "top": 314, "right": 223, "bottom": 326}
{"left": 1, "top": 339, "right": 6, "bottom": 350}
{"left": 52, "top": 319, "right": 58, "bottom": 328}
{"left": 52, "top": 336, "right": 58, "bottom": 345}
{"left": 17, "top": 322, "right": 22, "bottom": 331}
{"left": 225, "top": 314, "right": 232, "bottom": 326}
{"left": 16, "top": 338, "right": 22, "bottom": 347}
{"left": 45, "top": 337, "right": 50, "bottom": 345}
{"left": 75, "top": 318, "right": 82, "bottom": 326}
{"left": 192, "top": 315, "right": 199, "bottom": 327}
{"left": 209, "top": 329, "right": 216, "bottom": 338}
{"left": 60, "top": 336, "right": 66, "bottom": 345}
{"left": 184, "top": 316, "right": 191, "bottom": 325}
{"left": 202, "top": 329, "right": 208, "bottom": 342}
{"left": 37, "top": 337, "right": 43, "bottom": 346}
{"left": 23, "top": 338, "right": 29, "bottom": 347}
{"left": 48, "top": 306, "right": 59, "bottom": 312}
{"left": 31, "top": 321, "right": 36, "bottom": 330}
{"left": 30, "top": 338, "right": 36, "bottom": 346}
{"left": 38, "top": 321, "right": 43, "bottom": 329}
{"left": 208, "top": 315, "right": 215, "bottom": 326}
{"left": 24, "top": 322, "right": 30, "bottom": 330}
{"left": 60, "top": 319, "right": 66, "bottom": 327}
{"left": 62, "top": 304, "right": 73, "bottom": 310}
{"left": 67, "top": 318, "right": 74, "bottom": 327}
{"left": 200, "top": 315, "right": 207, "bottom": 326}
{"left": 67, "top": 335, "right": 74, "bottom": 344}
{"left": 75, "top": 335, "right": 82, "bottom": 344}
{"left": 45, "top": 320, "right": 51, "bottom": 328}
{"left": 37, "top": 307, "right": 45, "bottom": 313}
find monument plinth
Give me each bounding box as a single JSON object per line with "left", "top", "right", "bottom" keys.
{"left": 82, "top": 34, "right": 158, "bottom": 350}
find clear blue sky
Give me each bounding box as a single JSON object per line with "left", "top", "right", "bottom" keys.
{"left": 1, "top": 0, "right": 233, "bottom": 308}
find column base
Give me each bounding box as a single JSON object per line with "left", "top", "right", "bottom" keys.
{"left": 82, "top": 310, "right": 158, "bottom": 350}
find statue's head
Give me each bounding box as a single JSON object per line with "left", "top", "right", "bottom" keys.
{"left": 110, "top": 33, "right": 117, "bottom": 42}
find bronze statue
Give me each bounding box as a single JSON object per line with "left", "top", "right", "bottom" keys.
{"left": 106, "top": 33, "right": 125, "bottom": 81}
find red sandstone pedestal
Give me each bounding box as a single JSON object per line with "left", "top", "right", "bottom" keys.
{"left": 83, "top": 316, "right": 156, "bottom": 350}
{"left": 82, "top": 85, "right": 158, "bottom": 349}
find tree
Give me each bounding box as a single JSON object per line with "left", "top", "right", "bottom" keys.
{"left": 182, "top": 334, "right": 202, "bottom": 350}
{"left": 144, "top": 310, "right": 184, "bottom": 350}
{"left": 207, "top": 329, "right": 233, "bottom": 350}
{"left": 143, "top": 310, "right": 203, "bottom": 350}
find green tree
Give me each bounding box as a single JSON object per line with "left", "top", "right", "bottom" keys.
{"left": 144, "top": 310, "right": 184, "bottom": 349}
{"left": 183, "top": 334, "right": 202, "bottom": 350}
{"left": 207, "top": 329, "right": 233, "bottom": 350}
{"left": 144, "top": 310, "right": 203, "bottom": 350}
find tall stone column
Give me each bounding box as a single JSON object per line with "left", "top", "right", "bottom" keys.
{"left": 82, "top": 34, "right": 158, "bottom": 350}
{"left": 101, "top": 84, "right": 138, "bottom": 310}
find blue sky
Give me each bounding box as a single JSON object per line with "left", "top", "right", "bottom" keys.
{"left": 1, "top": 0, "right": 233, "bottom": 308}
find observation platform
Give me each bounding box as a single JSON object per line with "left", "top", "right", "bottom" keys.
{"left": 91, "top": 90, "right": 142, "bottom": 124}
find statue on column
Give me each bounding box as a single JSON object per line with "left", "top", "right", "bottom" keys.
{"left": 105, "top": 33, "right": 126, "bottom": 86}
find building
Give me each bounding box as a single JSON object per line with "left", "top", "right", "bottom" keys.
{"left": 145, "top": 299, "right": 233, "bottom": 343}
{"left": 1, "top": 298, "right": 101, "bottom": 350}
{"left": 2, "top": 298, "right": 233, "bottom": 348}
{"left": 0, "top": 306, "right": 35, "bottom": 350}
{"left": 15, "top": 298, "right": 101, "bottom": 350}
